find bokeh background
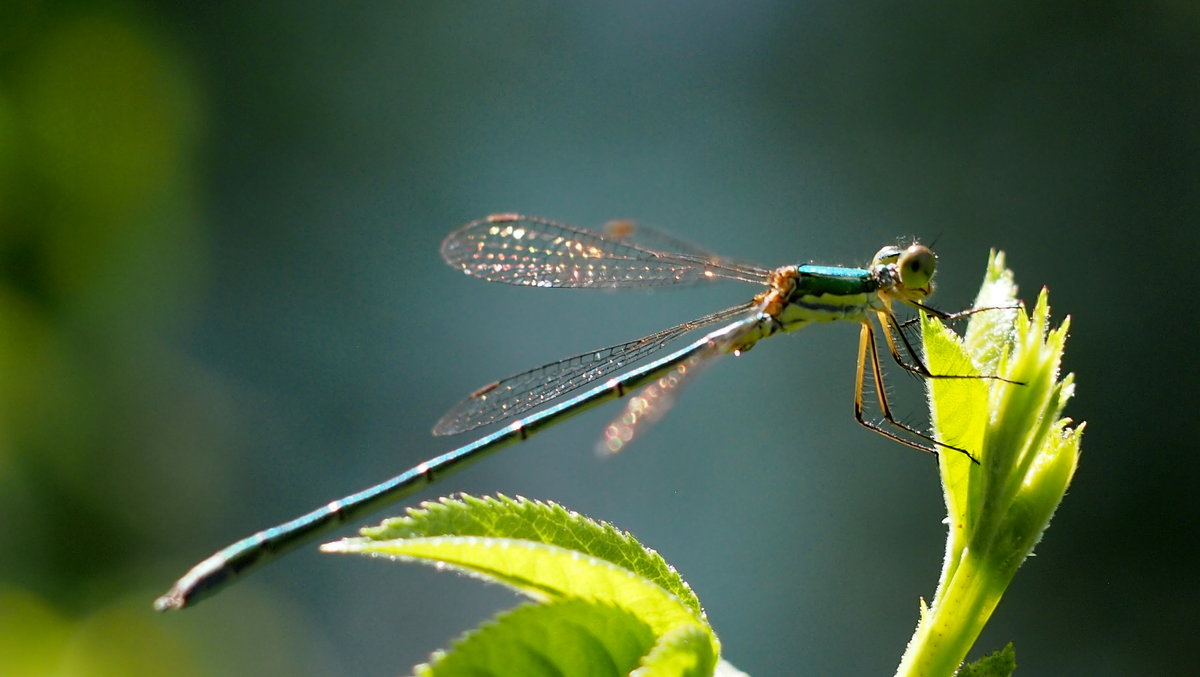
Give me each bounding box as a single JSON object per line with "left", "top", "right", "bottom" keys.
{"left": 1, "top": 2, "right": 1196, "bottom": 675}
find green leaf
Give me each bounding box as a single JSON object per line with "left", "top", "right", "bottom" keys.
{"left": 323, "top": 494, "right": 722, "bottom": 676}
{"left": 358, "top": 494, "right": 705, "bottom": 618}
{"left": 414, "top": 599, "right": 655, "bottom": 677}
{"left": 957, "top": 643, "right": 1016, "bottom": 677}
{"left": 633, "top": 624, "right": 718, "bottom": 677}
{"left": 961, "top": 254, "right": 1019, "bottom": 375}
{"left": 921, "top": 313, "right": 988, "bottom": 578}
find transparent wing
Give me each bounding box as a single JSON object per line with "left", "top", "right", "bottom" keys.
{"left": 596, "top": 347, "right": 707, "bottom": 456}
{"left": 600, "top": 218, "right": 773, "bottom": 281}
{"left": 433, "top": 301, "right": 757, "bottom": 435}
{"left": 598, "top": 312, "right": 764, "bottom": 455}
{"left": 600, "top": 218, "right": 720, "bottom": 260}
{"left": 440, "top": 214, "right": 772, "bottom": 288}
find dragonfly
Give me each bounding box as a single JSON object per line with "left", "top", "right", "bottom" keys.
{"left": 155, "top": 213, "right": 986, "bottom": 611}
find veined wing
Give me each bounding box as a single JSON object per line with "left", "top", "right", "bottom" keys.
{"left": 433, "top": 301, "right": 757, "bottom": 435}
{"left": 440, "top": 214, "right": 772, "bottom": 288}
{"left": 598, "top": 335, "right": 712, "bottom": 456}
{"left": 600, "top": 218, "right": 772, "bottom": 282}
{"left": 600, "top": 218, "right": 719, "bottom": 261}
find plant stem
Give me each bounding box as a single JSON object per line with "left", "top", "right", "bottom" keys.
{"left": 896, "top": 548, "right": 1006, "bottom": 676}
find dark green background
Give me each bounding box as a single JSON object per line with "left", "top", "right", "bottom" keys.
{"left": 1, "top": 2, "right": 1195, "bottom": 675}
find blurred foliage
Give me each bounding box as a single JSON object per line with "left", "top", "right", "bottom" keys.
{"left": 0, "top": 3, "right": 319, "bottom": 675}
{"left": 1, "top": 1, "right": 198, "bottom": 563}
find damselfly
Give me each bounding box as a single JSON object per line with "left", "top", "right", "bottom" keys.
{"left": 155, "top": 213, "right": 985, "bottom": 611}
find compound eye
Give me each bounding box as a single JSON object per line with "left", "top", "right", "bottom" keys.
{"left": 871, "top": 245, "right": 903, "bottom": 267}
{"left": 897, "top": 245, "right": 936, "bottom": 290}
